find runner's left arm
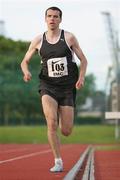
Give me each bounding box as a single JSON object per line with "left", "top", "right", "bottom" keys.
{"left": 71, "top": 34, "right": 88, "bottom": 89}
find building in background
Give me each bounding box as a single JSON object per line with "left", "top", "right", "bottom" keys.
{"left": 78, "top": 91, "right": 105, "bottom": 119}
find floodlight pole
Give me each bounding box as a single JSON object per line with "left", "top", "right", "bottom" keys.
{"left": 102, "top": 12, "right": 120, "bottom": 139}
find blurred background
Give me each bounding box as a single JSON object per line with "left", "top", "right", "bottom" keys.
{"left": 0, "top": 0, "right": 120, "bottom": 142}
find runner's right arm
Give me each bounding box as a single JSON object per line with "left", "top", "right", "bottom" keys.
{"left": 21, "top": 35, "right": 41, "bottom": 82}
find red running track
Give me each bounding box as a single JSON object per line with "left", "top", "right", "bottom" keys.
{"left": 95, "top": 150, "right": 120, "bottom": 180}
{"left": 0, "top": 144, "right": 87, "bottom": 180}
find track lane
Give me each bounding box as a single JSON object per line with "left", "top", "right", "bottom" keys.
{"left": 95, "top": 150, "right": 120, "bottom": 180}
{"left": 0, "top": 144, "right": 87, "bottom": 180}
{"left": 0, "top": 144, "right": 50, "bottom": 161}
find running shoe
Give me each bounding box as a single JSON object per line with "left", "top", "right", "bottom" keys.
{"left": 50, "top": 162, "right": 63, "bottom": 172}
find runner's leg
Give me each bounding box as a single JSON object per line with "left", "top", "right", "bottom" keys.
{"left": 59, "top": 106, "right": 74, "bottom": 136}
{"left": 42, "top": 94, "right": 61, "bottom": 158}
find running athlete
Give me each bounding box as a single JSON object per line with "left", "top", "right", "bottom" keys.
{"left": 21, "top": 7, "right": 88, "bottom": 172}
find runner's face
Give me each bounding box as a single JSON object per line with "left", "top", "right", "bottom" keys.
{"left": 45, "top": 9, "right": 61, "bottom": 30}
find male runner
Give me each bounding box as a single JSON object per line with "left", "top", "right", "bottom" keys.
{"left": 21, "top": 6, "right": 88, "bottom": 172}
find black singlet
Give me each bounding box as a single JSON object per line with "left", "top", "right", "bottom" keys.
{"left": 38, "top": 29, "right": 78, "bottom": 90}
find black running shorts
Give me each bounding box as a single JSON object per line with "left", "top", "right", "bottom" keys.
{"left": 40, "top": 88, "right": 76, "bottom": 107}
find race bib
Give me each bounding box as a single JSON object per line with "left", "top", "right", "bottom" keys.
{"left": 47, "top": 57, "right": 68, "bottom": 77}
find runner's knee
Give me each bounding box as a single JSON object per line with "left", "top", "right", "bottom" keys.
{"left": 61, "top": 127, "right": 72, "bottom": 136}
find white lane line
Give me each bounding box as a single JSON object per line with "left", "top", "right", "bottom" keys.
{"left": 0, "top": 149, "right": 51, "bottom": 165}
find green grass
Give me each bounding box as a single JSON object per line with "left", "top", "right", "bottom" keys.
{"left": 60, "top": 125, "right": 120, "bottom": 144}
{"left": 0, "top": 126, "right": 48, "bottom": 144}
{"left": 0, "top": 125, "right": 120, "bottom": 144}
{"left": 96, "top": 145, "right": 120, "bottom": 150}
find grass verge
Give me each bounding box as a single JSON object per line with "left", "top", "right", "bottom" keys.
{"left": 0, "top": 125, "right": 120, "bottom": 144}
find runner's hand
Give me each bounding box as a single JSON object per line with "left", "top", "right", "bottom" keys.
{"left": 76, "top": 77, "right": 84, "bottom": 89}
{"left": 23, "top": 71, "right": 32, "bottom": 82}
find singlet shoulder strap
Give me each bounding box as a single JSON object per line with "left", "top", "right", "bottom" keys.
{"left": 43, "top": 32, "right": 46, "bottom": 40}
{"left": 60, "top": 29, "right": 64, "bottom": 39}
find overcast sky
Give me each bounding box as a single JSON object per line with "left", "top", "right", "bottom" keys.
{"left": 0, "top": 0, "right": 120, "bottom": 90}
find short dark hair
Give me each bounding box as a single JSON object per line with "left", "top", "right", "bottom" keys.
{"left": 45, "top": 7, "right": 62, "bottom": 19}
